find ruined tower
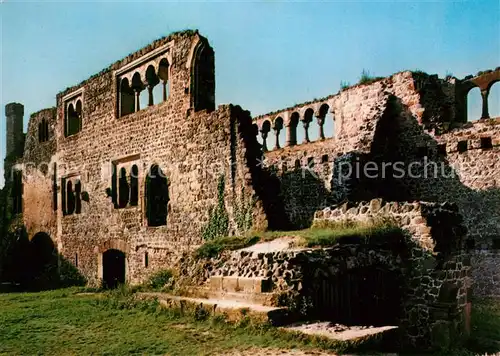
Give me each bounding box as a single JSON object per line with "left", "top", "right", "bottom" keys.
{"left": 5, "top": 103, "right": 24, "bottom": 159}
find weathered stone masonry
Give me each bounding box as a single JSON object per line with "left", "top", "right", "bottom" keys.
{"left": 2, "top": 29, "right": 499, "bottom": 347}
{"left": 6, "top": 31, "right": 267, "bottom": 286}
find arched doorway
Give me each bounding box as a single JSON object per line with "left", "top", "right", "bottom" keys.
{"left": 102, "top": 249, "right": 126, "bottom": 288}
{"left": 30, "top": 232, "right": 57, "bottom": 276}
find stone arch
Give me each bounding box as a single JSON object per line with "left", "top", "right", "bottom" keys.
{"left": 190, "top": 39, "right": 215, "bottom": 112}
{"left": 302, "top": 108, "right": 315, "bottom": 143}
{"left": 30, "top": 232, "right": 57, "bottom": 279}
{"left": 65, "top": 103, "right": 81, "bottom": 137}
{"left": 146, "top": 164, "right": 169, "bottom": 227}
{"left": 102, "top": 249, "right": 126, "bottom": 288}
{"left": 145, "top": 65, "right": 160, "bottom": 106}
{"left": 488, "top": 80, "right": 500, "bottom": 118}
{"left": 273, "top": 116, "right": 285, "bottom": 149}
{"left": 466, "top": 86, "right": 482, "bottom": 121}
{"left": 132, "top": 72, "right": 146, "bottom": 111}
{"left": 120, "top": 78, "right": 134, "bottom": 117}
{"left": 318, "top": 103, "right": 334, "bottom": 138}
{"left": 158, "top": 58, "right": 170, "bottom": 102}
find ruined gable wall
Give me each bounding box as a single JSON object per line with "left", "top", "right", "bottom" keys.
{"left": 21, "top": 108, "right": 58, "bottom": 241}
{"left": 51, "top": 32, "right": 265, "bottom": 285}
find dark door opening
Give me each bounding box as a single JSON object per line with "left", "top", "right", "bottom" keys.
{"left": 103, "top": 249, "right": 126, "bottom": 288}
{"left": 312, "top": 266, "right": 401, "bottom": 326}
{"left": 30, "top": 232, "right": 57, "bottom": 278}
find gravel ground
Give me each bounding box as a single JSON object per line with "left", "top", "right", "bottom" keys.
{"left": 284, "top": 322, "right": 398, "bottom": 341}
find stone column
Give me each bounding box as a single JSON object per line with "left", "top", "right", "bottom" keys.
{"left": 317, "top": 116, "right": 325, "bottom": 140}
{"left": 303, "top": 121, "right": 310, "bottom": 143}
{"left": 261, "top": 131, "right": 269, "bottom": 152}
{"left": 481, "top": 89, "right": 490, "bottom": 119}
{"left": 134, "top": 89, "right": 141, "bottom": 112}
{"left": 273, "top": 128, "right": 281, "bottom": 150}
{"left": 285, "top": 124, "right": 297, "bottom": 147}
{"left": 148, "top": 85, "right": 154, "bottom": 106}
{"left": 162, "top": 81, "right": 168, "bottom": 102}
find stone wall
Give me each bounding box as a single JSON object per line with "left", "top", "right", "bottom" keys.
{"left": 252, "top": 71, "right": 458, "bottom": 229}
{"left": 21, "top": 108, "right": 58, "bottom": 240}
{"left": 16, "top": 30, "right": 268, "bottom": 286}
{"left": 313, "top": 200, "right": 469, "bottom": 349}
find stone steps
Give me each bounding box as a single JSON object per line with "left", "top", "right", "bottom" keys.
{"left": 191, "top": 286, "right": 275, "bottom": 306}
{"left": 138, "top": 292, "right": 289, "bottom": 325}
{"left": 208, "top": 275, "right": 273, "bottom": 293}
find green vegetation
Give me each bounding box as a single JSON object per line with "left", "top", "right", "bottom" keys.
{"left": 357, "top": 69, "right": 384, "bottom": 86}
{"left": 146, "top": 269, "right": 174, "bottom": 290}
{"left": 340, "top": 80, "right": 350, "bottom": 91}
{"left": 0, "top": 288, "right": 382, "bottom": 355}
{"left": 201, "top": 176, "right": 229, "bottom": 241}
{"left": 195, "top": 220, "right": 404, "bottom": 259}
{"left": 195, "top": 235, "right": 260, "bottom": 259}
{"left": 466, "top": 298, "right": 500, "bottom": 354}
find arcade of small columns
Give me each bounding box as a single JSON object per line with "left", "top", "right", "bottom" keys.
{"left": 254, "top": 103, "right": 333, "bottom": 152}
{"left": 117, "top": 54, "right": 171, "bottom": 117}
{"left": 462, "top": 69, "right": 500, "bottom": 120}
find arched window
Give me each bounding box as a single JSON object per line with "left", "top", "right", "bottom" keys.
{"left": 488, "top": 81, "right": 500, "bottom": 118}
{"left": 191, "top": 42, "right": 215, "bottom": 112}
{"left": 67, "top": 181, "right": 75, "bottom": 215}
{"left": 120, "top": 78, "right": 134, "bottom": 117}
{"left": 118, "top": 167, "right": 129, "bottom": 208}
{"left": 130, "top": 165, "right": 139, "bottom": 206}
{"left": 132, "top": 72, "right": 144, "bottom": 112}
{"left": 467, "top": 87, "right": 482, "bottom": 121}
{"left": 145, "top": 65, "right": 159, "bottom": 107}
{"left": 38, "top": 119, "right": 49, "bottom": 142}
{"left": 75, "top": 180, "right": 82, "bottom": 214}
{"left": 146, "top": 165, "right": 169, "bottom": 227}
{"left": 158, "top": 58, "right": 170, "bottom": 102}
{"left": 318, "top": 104, "right": 334, "bottom": 138}
{"left": 65, "top": 102, "right": 82, "bottom": 137}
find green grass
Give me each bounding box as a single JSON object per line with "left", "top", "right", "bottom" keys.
{"left": 0, "top": 288, "right": 376, "bottom": 355}
{"left": 195, "top": 221, "right": 403, "bottom": 259}
{"left": 0, "top": 288, "right": 499, "bottom": 355}
{"left": 466, "top": 298, "right": 500, "bottom": 354}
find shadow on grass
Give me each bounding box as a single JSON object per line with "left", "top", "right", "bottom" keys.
{"left": 0, "top": 226, "right": 86, "bottom": 292}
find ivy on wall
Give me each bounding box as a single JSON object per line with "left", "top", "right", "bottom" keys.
{"left": 201, "top": 176, "right": 229, "bottom": 241}
{"left": 233, "top": 187, "right": 255, "bottom": 233}
{"left": 201, "top": 176, "right": 256, "bottom": 240}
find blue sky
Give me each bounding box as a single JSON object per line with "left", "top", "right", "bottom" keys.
{"left": 1, "top": 0, "right": 499, "bottom": 187}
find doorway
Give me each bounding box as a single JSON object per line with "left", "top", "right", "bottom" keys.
{"left": 102, "top": 249, "right": 126, "bottom": 288}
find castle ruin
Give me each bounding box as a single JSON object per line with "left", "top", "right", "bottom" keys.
{"left": 2, "top": 30, "right": 499, "bottom": 349}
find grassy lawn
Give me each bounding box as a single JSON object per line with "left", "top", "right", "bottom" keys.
{"left": 1, "top": 287, "right": 499, "bottom": 355}
{"left": 195, "top": 221, "right": 403, "bottom": 259}
{"left": 0, "top": 288, "right": 342, "bottom": 355}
